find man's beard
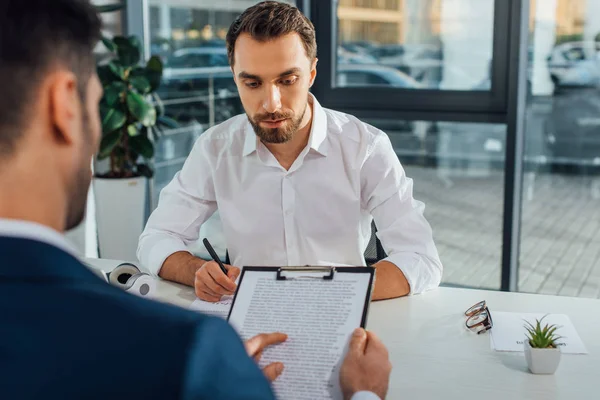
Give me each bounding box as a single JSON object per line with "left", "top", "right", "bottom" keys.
{"left": 248, "top": 103, "right": 307, "bottom": 144}
{"left": 65, "top": 113, "right": 93, "bottom": 231}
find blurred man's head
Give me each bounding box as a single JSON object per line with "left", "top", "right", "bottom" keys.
{"left": 0, "top": 0, "right": 102, "bottom": 231}
{"left": 226, "top": 1, "right": 317, "bottom": 144}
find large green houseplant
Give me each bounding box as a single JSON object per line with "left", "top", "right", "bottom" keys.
{"left": 93, "top": 3, "right": 176, "bottom": 260}
{"left": 95, "top": 3, "right": 176, "bottom": 178}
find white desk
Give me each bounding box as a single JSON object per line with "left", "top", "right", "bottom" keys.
{"left": 85, "top": 258, "right": 600, "bottom": 400}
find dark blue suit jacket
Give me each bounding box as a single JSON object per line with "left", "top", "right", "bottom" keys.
{"left": 0, "top": 237, "right": 275, "bottom": 400}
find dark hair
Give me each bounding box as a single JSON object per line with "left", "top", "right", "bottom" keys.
{"left": 226, "top": 1, "right": 317, "bottom": 67}
{"left": 0, "top": 0, "right": 101, "bottom": 157}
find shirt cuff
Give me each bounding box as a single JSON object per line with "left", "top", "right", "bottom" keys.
{"left": 383, "top": 252, "right": 441, "bottom": 295}
{"left": 143, "top": 238, "right": 191, "bottom": 276}
{"left": 351, "top": 391, "right": 381, "bottom": 400}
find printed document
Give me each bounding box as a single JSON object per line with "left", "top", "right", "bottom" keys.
{"left": 228, "top": 270, "right": 372, "bottom": 400}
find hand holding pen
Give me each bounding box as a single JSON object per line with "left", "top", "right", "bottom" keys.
{"left": 193, "top": 238, "right": 240, "bottom": 302}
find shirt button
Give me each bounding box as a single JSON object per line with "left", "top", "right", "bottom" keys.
{"left": 285, "top": 209, "right": 293, "bottom": 216}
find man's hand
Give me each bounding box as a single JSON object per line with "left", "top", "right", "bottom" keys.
{"left": 194, "top": 261, "right": 240, "bottom": 302}
{"left": 245, "top": 332, "right": 288, "bottom": 381}
{"left": 340, "top": 328, "right": 391, "bottom": 400}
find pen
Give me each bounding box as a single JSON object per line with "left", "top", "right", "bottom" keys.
{"left": 202, "top": 238, "right": 229, "bottom": 276}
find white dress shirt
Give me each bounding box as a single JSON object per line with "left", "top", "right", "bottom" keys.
{"left": 139, "top": 94, "right": 442, "bottom": 294}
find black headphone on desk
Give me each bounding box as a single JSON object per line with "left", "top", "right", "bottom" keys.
{"left": 105, "top": 263, "right": 156, "bottom": 298}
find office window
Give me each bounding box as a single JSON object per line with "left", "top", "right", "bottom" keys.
{"left": 147, "top": 0, "right": 294, "bottom": 205}
{"left": 336, "top": 0, "right": 495, "bottom": 90}
{"left": 364, "top": 118, "right": 507, "bottom": 290}
{"left": 519, "top": 0, "right": 600, "bottom": 299}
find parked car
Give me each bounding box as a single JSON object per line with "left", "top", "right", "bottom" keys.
{"left": 547, "top": 41, "right": 600, "bottom": 87}
{"left": 338, "top": 47, "right": 378, "bottom": 64}
{"left": 335, "top": 64, "right": 434, "bottom": 163}
{"left": 544, "top": 85, "right": 600, "bottom": 169}
{"left": 337, "top": 63, "right": 422, "bottom": 88}
{"left": 158, "top": 47, "right": 241, "bottom": 124}
{"left": 368, "top": 44, "right": 443, "bottom": 86}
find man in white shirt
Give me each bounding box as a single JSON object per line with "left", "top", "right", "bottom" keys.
{"left": 0, "top": 1, "right": 391, "bottom": 399}
{"left": 139, "top": 1, "right": 443, "bottom": 304}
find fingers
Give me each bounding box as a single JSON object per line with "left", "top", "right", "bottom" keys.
{"left": 348, "top": 328, "right": 367, "bottom": 356}
{"left": 365, "top": 330, "right": 389, "bottom": 358}
{"left": 245, "top": 332, "right": 288, "bottom": 357}
{"left": 206, "top": 263, "right": 237, "bottom": 292}
{"left": 262, "top": 362, "right": 285, "bottom": 382}
{"left": 194, "top": 262, "right": 238, "bottom": 301}
{"left": 194, "top": 286, "right": 221, "bottom": 302}
{"left": 203, "top": 271, "right": 234, "bottom": 297}
{"left": 227, "top": 265, "right": 241, "bottom": 282}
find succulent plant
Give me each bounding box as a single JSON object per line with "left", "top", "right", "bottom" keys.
{"left": 524, "top": 316, "right": 563, "bottom": 349}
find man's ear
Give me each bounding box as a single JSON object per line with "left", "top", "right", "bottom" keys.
{"left": 309, "top": 58, "right": 318, "bottom": 88}
{"left": 48, "top": 71, "right": 80, "bottom": 146}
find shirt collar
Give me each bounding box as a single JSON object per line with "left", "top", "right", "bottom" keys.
{"left": 0, "top": 218, "right": 79, "bottom": 258}
{"left": 243, "top": 93, "right": 328, "bottom": 157}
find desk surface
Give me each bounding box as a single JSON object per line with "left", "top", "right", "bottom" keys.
{"left": 85, "top": 258, "right": 600, "bottom": 400}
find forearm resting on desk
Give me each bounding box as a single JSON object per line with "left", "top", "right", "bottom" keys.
{"left": 159, "top": 251, "right": 206, "bottom": 287}
{"left": 372, "top": 260, "right": 410, "bottom": 300}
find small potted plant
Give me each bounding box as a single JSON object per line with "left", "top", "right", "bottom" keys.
{"left": 523, "top": 316, "right": 563, "bottom": 374}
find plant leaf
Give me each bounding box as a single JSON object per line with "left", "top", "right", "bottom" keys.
{"left": 130, "top": 76, "right": 151, "bottom": 94}
{"left": 97, "top": 65, "right": 118, "bottom": 86}
{"left": 113, "top": 36, "right": 141, "bottom": 67}
{"left": 127, "top": 124, "right": 140, "bottom": 137}
{"left": 98, "top": 130, "right": 121, "bottom": 159}
{"left": 108, "top": 61, "right": 125, "bottom": 80}
{"left": 137, "top": 163, "right": 154, "bottom": 178}
{"left": 95, "top": 4, "right": 124, "bottom": 13}
{"left": 101, "top": 108, "right": 126, "bottom": 135}
{"left": 129, "top": 134, "right": 154, "bottom": 159}
{"left": 145, "top": 56, "right": 163, "bottom": 91}
{"left": 128, "top": 36, "right": 142, "bottom": 53}
{"left": 157, "top": 115, "right": 179, "bottom": 129}
{"left": 104, "top": 81, "right": 127, "bottom": 106}
{"left": 101, "top": 36, "right": 117, "bottom": 52}
{"left": 127, "top": 92, "right": 157, "bottom": 127}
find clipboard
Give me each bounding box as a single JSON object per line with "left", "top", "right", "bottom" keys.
{"left": 226, "top": 265, "right": 375, "bottom": 326}
{"left": 226, "top": 265, "right": 376, "bottom": 400}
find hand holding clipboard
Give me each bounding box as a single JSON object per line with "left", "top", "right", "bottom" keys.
{"left": 226, "top": 266, "right": 388, "bottom": 399}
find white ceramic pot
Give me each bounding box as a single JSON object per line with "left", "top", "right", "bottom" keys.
{"left": 524, "top": 339, "right": 561, "bottom": 374}
{"left": 93, "top": 176, "right": 146, "bottom": 261}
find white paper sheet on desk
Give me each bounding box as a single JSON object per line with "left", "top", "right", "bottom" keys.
{"left": 189, "top": 296, "right": 232, "bottom": 319}
{"left": 490, "top": 312, "right": 587, "bottom": 354}
{"left": 189, "top": 277, "right": 240, "bottom": 318}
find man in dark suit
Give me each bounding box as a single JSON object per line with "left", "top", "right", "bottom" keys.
{"left": 0, "top": 1, "right": 392, "bottom": 399}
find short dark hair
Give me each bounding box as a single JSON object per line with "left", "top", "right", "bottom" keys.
{"left": 0, "top": 0, "right": 101, "bottom": 157}
{"left": 226, "top": 1, "right": 317, "bottom": 67}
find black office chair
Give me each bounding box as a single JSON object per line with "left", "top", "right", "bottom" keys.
{"left": 364, "top": 221, "right": 387, "bottom": 266}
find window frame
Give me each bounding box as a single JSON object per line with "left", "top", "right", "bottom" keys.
{"left": 309, "top": 0, "right": 513, "bottom": 118}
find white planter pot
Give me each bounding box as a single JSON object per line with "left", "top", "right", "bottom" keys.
{"left": 524, "top": 339, "right": 561, "bottom": 374}
{"left": 94, "top": 177, "right": 146, "bottom": 261}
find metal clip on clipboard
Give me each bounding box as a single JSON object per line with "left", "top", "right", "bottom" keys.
{"left": 276, "top": 266, "right": 336, "bottom": 281}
